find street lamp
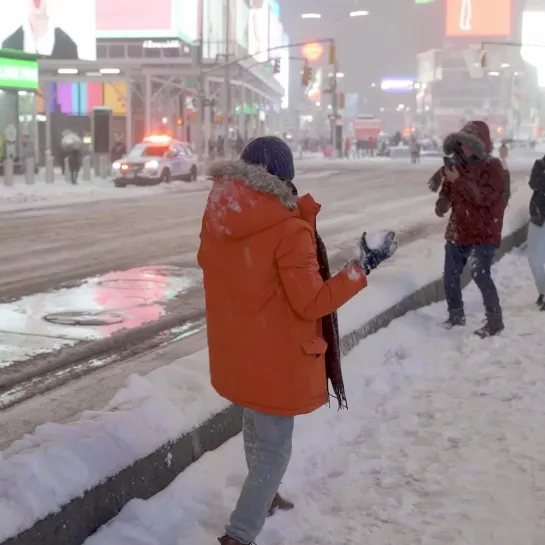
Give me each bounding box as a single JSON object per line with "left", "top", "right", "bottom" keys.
{"left": 349, "top": 10, "right": 369, "bottom": 17}
{"left": 301, "top": 13, "right": 321, "bottom": 19}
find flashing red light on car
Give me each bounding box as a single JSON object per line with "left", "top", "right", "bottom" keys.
{"left": 120, "top": 164, "right": 129, "bottom": 170}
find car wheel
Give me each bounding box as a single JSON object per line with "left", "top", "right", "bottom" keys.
{"left": 190, "top": 165, "right": 198, "bottom": 181}
{"left": 160, "top": 168, "right": 171, "bottom": 184}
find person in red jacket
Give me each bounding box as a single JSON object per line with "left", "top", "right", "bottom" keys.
{"left": 198, "top": 136, "right": 398, "bottom": 545}
{"left": 431, "top": 121, "right": 506, "bottom": 338}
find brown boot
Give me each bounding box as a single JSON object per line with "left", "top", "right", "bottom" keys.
{"left": 267, "top": 492, "right": 294, "bottom": 517}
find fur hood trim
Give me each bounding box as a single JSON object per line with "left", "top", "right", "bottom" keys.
{"left": 208, "top": 159, "right": 298, "bottom": 210}
{"left": 443, "top": 121, "right": 492, "bottom": 159}
{"left": 443, "top": 131, "right": 487, "bottom": 159}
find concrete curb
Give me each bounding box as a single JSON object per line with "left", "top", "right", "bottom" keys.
{"left": 0, "top": 310, "right": 205, "bottom": 391}
{"left": 2, "top": 223, "right": 528, "bottom": 545}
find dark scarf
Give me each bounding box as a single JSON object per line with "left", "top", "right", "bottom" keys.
{"left": 286, "top": 181, "right": 347, "bottom": 410}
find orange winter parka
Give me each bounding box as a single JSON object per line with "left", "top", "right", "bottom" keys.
{"left": 197, "top": 160, "right": 367, "bottom": 416}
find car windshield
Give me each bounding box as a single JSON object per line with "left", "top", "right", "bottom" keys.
{"left": 127, "top": 143, "right": 169, "bottom": 158}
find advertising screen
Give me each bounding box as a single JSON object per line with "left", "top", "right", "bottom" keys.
{"left": 445, "top": 0, "right": 511, "bottom": 37}
{"left": 380, "top": 79, "right": 416, "bottom": 92}
{"left": 0, "top": 56, "right": 38, "bottom": 90}
{"left": 236, "top": 0, "right": 249, "bottom": 50}
{"left": 521, "top": 11, "right": 545, "bottom": 87}
{"left": 96, "top": 0, "right": 198, "bottom": 43}
{"left": 0, "top": 0, "right": 96, "bottom": 60}
{"left": 278, "top": 33, "right": 289, "bottom": 109}
{"left": 249, "top": 0, "right": 269, "bottom": 62}
{"left": 202, "top": 0, "right": 226, "bottom": 59}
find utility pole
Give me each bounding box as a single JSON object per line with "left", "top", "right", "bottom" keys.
{"left": 329, "top": 40, "right": 339, "bottom": 157}
{"left": 224, "top": 0, "right": 232, "bottom": 146}
{"left": 196, "top": 0, "right": 210, "bottom": 165}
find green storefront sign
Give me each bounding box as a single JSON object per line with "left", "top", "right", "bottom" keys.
{"left": 0, "top": 56, "right": 38, "bottom": 90}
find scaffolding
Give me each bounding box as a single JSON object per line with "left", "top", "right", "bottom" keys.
{"left": 37, "top": 39, "right": 285, "bottom": 158}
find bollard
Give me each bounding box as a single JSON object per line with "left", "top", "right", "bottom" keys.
{"left": 99, "top": 154, "right": 109, "bottom": 179}
{"left": 25, "top": 157, "right": 35, "bottom": 184}
{"left": 64, "top": 157, "right": 71, "bottom": 182}
{"left": 82, "top": 154, "right": 91, "bottom": 181}
{"left": 45, "top": 152, "right": 55, "bottom": 183}
{"left": 3, "top": 157, "right": 14, "bottom": 186}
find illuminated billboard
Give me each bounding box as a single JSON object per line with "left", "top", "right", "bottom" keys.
{"left": 236, "top": 0, "right": 249, "bottom": 50}
{"left": 202, "top": 0, "right": 226, "bottom": 59}
{"left": 249, "top": 0, "right": 269, "bottom": 62}
{"left": 380, "top": 79, "right": 415, "bottom": 92}
{"left": 445, "top": 0, "right": 511, "bottom": 37}
{"left": 96, "top": 0, "right": 198, "bottom": 43}
{"left": 0, "top": 0, "right": 96, "bottom": 60}
{"left": 521, "top": 11, "right": 545, "bottom": 87}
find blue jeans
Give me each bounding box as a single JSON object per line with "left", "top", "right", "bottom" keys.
{"left": 528, "top": 222, "right": 545, "bottom": 296}
{"left": 226, "top": 409, "right": 294, "bottom": 544}
{"left": 443, "top": 243, "right": 502, "bottom": 317}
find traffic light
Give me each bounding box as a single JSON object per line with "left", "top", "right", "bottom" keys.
{"left": 301, "top": 64, "right": 313, "bottom": 86}
{"left": 329, "top": 42, "right": 336, "bottom": 65}
{"left": 273, "top": 57, "right": 281, "bottom": 74}
{"left": 338, "top": 92, "right": 345, "bottom": 110}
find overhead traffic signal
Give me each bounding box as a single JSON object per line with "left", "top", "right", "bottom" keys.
{"left": 273, "top": 57, "right": 281, "bottom": 74}
{"left": 301, "top": 64, "right": 313, "bottom": 86}
{"left": 329, "top": 42, "right": 336, "bottom": 65}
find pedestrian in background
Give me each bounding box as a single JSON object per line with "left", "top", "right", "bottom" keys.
{"left": 527, "top": 154, "right": 545, "bottom": 310}
{"left": 198, "top": 136, "right": 398, "bottom": 545}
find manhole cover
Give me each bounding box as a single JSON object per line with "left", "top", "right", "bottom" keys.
{"left": 43, "top": 310, "right": 125, "bottom": 326}
{"left": 97, "top": 279, "right": 169, "bottom": 290}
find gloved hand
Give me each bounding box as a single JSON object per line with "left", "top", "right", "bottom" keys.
{"left": 357, "top": 231, "right": 398, "bottom": 275}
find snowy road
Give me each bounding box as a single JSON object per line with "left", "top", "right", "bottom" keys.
{"left": 0, "top": 161, "right": 443, "bottom": 300}
{"left": 82, "top": 248, "right": 545, "bottom": 545}
{"left": 0, "top": 158, "right": 534, "bottom": 300}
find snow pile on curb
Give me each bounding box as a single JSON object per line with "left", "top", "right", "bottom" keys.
{"left": 85, "top": 248, "right": 545, "bottom": 545}
{"left": 0, "top": 184, "right": 531, "bottom": 542}
{"left": 0, "top": 179, "right": 211, "bottom": 211}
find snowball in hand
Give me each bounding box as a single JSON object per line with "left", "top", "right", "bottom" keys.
{"left": 364, "top": 231, "right": 398, "bottom": 257}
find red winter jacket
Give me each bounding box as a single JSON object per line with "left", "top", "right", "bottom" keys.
{"left": 435, "top": 121, "right": 505, "bottom": 247}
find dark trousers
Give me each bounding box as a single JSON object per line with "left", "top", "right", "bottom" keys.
{"left": 443, "top": 243, "right": 502, "bottom": 318}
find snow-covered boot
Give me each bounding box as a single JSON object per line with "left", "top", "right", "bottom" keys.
{"left": 443, "top": 310, "right": 466, "bottom": 329}
{"left": 268, "top": 492, "right": 294, "bottom": 517}
{"left": 474, "top": 313, "right": 504, "bottom": 338}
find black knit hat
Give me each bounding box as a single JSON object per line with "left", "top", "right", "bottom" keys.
{"left": 240, "top": 136, "right": 295, "bottom": 182}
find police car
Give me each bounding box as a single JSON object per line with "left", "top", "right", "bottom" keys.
{"left": 112, "top": 135, "right": 199, "bottom": 187}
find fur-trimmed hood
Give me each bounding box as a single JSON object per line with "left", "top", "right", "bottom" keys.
{"left": 208, "top": 159, "right": 297, "bottom": 210}
{"left": 204, "top": 159, "right": 308, "bottom": 239}
{"left": 443, "top": 120, "right": 493, "bottom": 159}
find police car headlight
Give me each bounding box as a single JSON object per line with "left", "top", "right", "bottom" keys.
{"left": 112, "top": 162, "right": 121, "bottom": 170}
{"left": 144, "top": 160, "right": 159, "bottom": 169}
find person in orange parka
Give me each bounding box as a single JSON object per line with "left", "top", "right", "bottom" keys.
{"left": 198, "top": 136, "right": 398, "bottom": 545}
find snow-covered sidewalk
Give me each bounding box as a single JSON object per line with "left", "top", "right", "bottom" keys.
{"left": 83, "top": 247, "right": 545, "bottom": 545}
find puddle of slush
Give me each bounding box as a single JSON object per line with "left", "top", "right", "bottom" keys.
{"left": 0, "top": 319, "right": 206, "bottom": 410}
{"left": 0, "top": 265, "right": 202, "bottom": 368}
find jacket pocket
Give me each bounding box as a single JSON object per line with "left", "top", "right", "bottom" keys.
{"left": 301, "top": 337, "right": 328, "bottom": 357}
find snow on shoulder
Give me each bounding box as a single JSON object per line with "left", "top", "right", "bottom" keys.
{"left": 84, "top": 247, "right": 545, "bottom": 545}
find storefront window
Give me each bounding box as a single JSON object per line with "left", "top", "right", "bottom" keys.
{"left": 18, "top": 91, "right": 36, "bottom": 160}
{"left": 0, "top": 90, "right": 36, "bottom": 161}
{"left": 0, "top": 90, "right": 18, "bottom": 161}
